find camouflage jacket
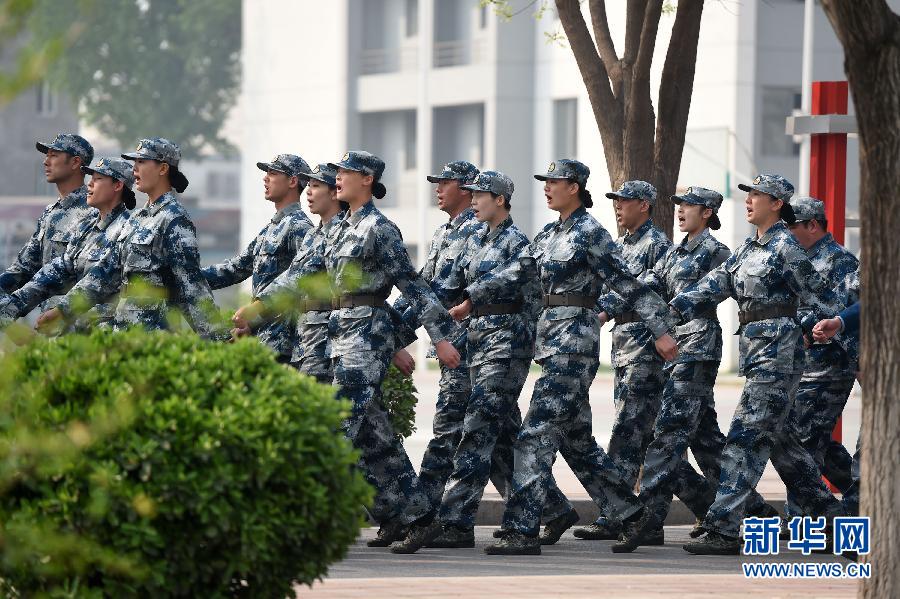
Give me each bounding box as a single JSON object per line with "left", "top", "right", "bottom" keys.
{"left": 453, "top": 216, "right": 539, "bottom": 367}
{"left": 640, "top": 228, "right": 731, "bottom": 364}
{"left": 259, "top": 211, "right": 343, "bottom": 364}
{"left": 2, "top": 203, "right": 131, "bottom": 329}
{"left": 260, "top": 200, "right": 460, "bottom": 357}
{"left": 800, "top": 233, "right": 860, "bottom": 381}
{"left": 203, "top": 202, "right": 312, "bottom": 358}
{"left": 393, "top": 207, "right": 482, "bottom": 359}
{"left": 598, "top": 219, "right": 672, "bottom": 367}
{"left": 0, "top": 185, "right": 95, "bottom": 311}
{"left": 466, "top": 206, "right": 671, "bottom": 361}
{"left": 671, "top": 221, "right": 841, "bottom": 377}
{"left": 56, "top": 192, "right": 228, "bottom": 340}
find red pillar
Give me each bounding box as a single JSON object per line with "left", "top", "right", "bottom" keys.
{"left": 806, "top": 81, "right": 849, "bottom": 491}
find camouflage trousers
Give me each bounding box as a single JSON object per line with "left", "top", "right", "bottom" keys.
{"left": 295, "top": 354, "right": 334, "bottom": 384}
{"left": 842, "top": 437, "right": 861, "bottom": 516}
{"left": 589, "top": 360, "right": 666, "bottom": 528}
{"left": 501, "top": 353, "right": 641, "bottom": 537}
{"left": 418, "top": 358, "right": 472, "bottom": 509}
{"left": 637, "top": 361, "right": 770, "bottom": 527}
{"left": 333, "top": 351, "right": 431, "bottom": 527}
{"left": 437, "top": 358, "right": 529, "bottom": 528}
{"left": 703, "top": 370, "right": 845, "bottom": 538}
{"left": 785, "top": 377, "right": 855, "bottom": 518}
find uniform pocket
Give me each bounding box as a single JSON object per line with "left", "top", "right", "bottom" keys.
{"left": 741, "top": 263, "right": 770, "bottom": 298}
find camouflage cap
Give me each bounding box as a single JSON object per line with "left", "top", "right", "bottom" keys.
{"left": 256, "top": 153, "right": 312, "bottom": 179}
{"left": 82, "top": 157, "right": 137, "bottom": 209}
{"left": 426, "top": 160, "right": 480, "bottom": 184}
{"left": 534, "top": 159, "right": 590, "bottom": 188}
{"left": 306, "top": 163, "right": 337, "bottom": 187}
{"left": 36, "top": 133, "right": 94, "bottom": 165}
{"left": 122, "top": 138, "right": 182, "bottom": 168}
{"left": 737, "top": 173, "right": 794, "bottom": 202}
{"left": 671, "top": 186, "right": 723, "bottom": 211}
{"left": 82, "top": 157, "right": 135, "bottom": 188}
{"left": 605, "top": 180, "right": 658, "bottom": 205}
{"left": 789, "top": 196, "right": 827, "bottom": 223}
{"left": 460, "top": 170, "right": 514, "bottom": 201}
{"left": 328, "top": 150, "right": 385, "bottom": 180}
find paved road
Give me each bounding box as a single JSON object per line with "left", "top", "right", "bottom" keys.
{"left": 301, "top": 527, "right": 858, "bottom": 598}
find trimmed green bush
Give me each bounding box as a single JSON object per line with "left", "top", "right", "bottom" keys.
{"left": 381, "top": 365, "right": 419, "bottom": 439}
{"left": 0, "top": 329, "right": 372, "bottom": 598}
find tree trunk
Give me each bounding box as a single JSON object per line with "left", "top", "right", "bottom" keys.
{"left": 820, "top": 2, "right": 900, "bottom": 597}
{"left": 555, "top": 0, "right": 705, "bottom": 238}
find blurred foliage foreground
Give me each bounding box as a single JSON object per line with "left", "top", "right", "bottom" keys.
{"left": 0, "top": 328, "right": 379, "bottom": 598}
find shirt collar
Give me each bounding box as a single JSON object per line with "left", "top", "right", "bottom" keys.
{"left": 272, "top": 201, "right": 302, "bottom": 224}
{"left": 450, "top": 207, "right": 475, "bottom": 230}
{"left": 807, "top": 232, "right": 835, "bottom": 257}
{"left": 95, "top": 203, "right": 127, "bottom": 232}
{"left": 144, "top": 191, "right": 178, "bottom": 217}
{"left": 681, "top": 227, "right": 710, "bottom": 253}
{"left": 557, "top": 205, "right": 587, "bottom": 233}
{"left": 624, "top": 219, "right": 654, "bottom": 244}
{"left": 485, "top": 216, "right": 513, "bottom": 243}
{"left": 345, "top": 200, "right": 376, "bottom": 228}
{"left": 756, "top": 220, "right": 786, "bottom": 246}
{"left": 59, "top": 185, "right": 88, "bottom": 209}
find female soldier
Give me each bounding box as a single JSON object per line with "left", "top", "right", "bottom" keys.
{"left": 35, "top": 138, "right": 228, "bottom": 340}
{"left": 652, "top": 174, "right": 846, "bottom": 555}
{"left": 450, "top": 160, "right": 677, "bottom": 555}
{"left": 235, "top": 151, "right": 462, "bottom": 547}
{"left": 0, "top": 157, "right": 135, "bottom": 331}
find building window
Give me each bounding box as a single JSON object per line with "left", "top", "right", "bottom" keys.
{"left": 479, "top": 4, "right": 488, "bottom": 28}
{"left": 760, "top": 87, "right": 801, "bottom": 157}
{"left": 405, "top": 0, "right": 418, "bottom": 37}
{"left": 207, "top": 171, "right": 239, "bottom": 200}
{"left": 553, "top": 98, "right": 578, "bottom": 159}
{"left": 404, "top": 110, "right": 417, "bottom": 170}
{"left": 36, "top": 80, "right": 56, "bottom": 117}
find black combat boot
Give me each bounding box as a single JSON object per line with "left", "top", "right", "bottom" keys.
{"left": 484, "top": 531, "right": 541, "bottom": 555}
{"left": 367, "top": 519, "right": 408, "bottom": 547}
{"left": 539, "top": 509, "right": 580, "bottom": 546}
{"left": 389, "top": 521, "right": 442, "bottom": 554}
{"left": 683, "top": 531, "right": 741, "bottom": 555}
{"left": 573, "top": 519, "right": 621, "bottom": 540}
{"left": 427, "top": 524, "right": 475, "bottom": 548}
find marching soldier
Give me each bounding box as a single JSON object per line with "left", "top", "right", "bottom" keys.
{"left": 0, "top": 134, "right": 95, "bottom": 311}
{"left": 203, "top": 153, "right": 313, "bottom": 362}
{"left": 0, "top": 157, "right": 135, "bottom": 331}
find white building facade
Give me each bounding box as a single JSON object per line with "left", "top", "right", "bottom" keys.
{"left": 240, "top": 0, "right": 877, "bottom": 370}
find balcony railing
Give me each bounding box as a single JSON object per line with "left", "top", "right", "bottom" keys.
{"left": 360, "top": 46, "right": 419, "bottom": 75}
{"left": 433, "top": 37, "right": 485, "bottom": 68}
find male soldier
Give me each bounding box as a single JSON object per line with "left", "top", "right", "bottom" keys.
{"left": 784, "top": 196, "right": 859, "bottom": 521}
{"left": 573, "top": 180, "right": 671, "bottom": 542}
{"left": 0, "top": 134, "right": 95, "bottom": 311}
{"left": 391, "top": 160, "right": 484, "bottom": 508}
{"left": 203, "top": 154, "right": 313, "bottom": 363}
{"left": 0, "top": 157, "right": 135, "bottom": 331}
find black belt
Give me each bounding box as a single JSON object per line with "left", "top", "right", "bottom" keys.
{"left": 542, "top": 293, "right": 597, "bottom": 309}
{"left": 738, "top": 304, "right": 797, "bottom": 325}
{"left": 301, "top": 299, "right": 333, "bottom": 312}
{"left": 471, "top": 302, "right": 522, "bottom": 317}
{"left": 614, "top": 310, "right": 641, "bottom": 324}
{"left": 334, "top": 294, "right": 389, "bottom": 309}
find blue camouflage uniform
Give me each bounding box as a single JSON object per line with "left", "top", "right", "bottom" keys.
{"left": 672, "top": 174, "right": 846, "bottom": 540}
{"left": 436, "top": 171, "right": 565, "bottom": 530}
{"left": 467, "top": 162, "right": 673, "bottom": 538}
{"left": 784, "top": 196, "right": 860, "bottom": 519}
{"left": 54, "top": 139, "right": 228, "bottom": 341}
{"left": 392, "top": 160, "right": 484, "bottom": 508}
{"left": 629, "top": 187, "right": 769, "bottom": 528}
{"left": 589, "top": 180, "right": 671, "bottom": 532}
{"left": 0, "top": 134, "right": 96, "bottom": 312}
{"left": 203, "top": 154, "right": 313, "bottom": 362}
{"left": 0, "top": 158, "right": 135, "bottom": 331}
{"left": 258, "top": 151, "right": 462, "bottom": 528}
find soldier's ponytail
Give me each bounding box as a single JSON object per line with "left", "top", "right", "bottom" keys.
{"left": 578, "top": 185, "right": 593, "bottom": 208}
{"left": 373, "top": 179, "right": 387, "bottom": 199}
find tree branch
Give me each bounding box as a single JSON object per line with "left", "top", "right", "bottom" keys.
{"left": 588, "top": 0, "right": 622, "bottom": 90}
{"left": 634, "top": 0, "right": 663, "bottom": 84}
{"left": 556, "top": 0, "right": 624, "bottom": 170}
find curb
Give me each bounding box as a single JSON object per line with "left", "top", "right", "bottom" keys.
{"left": 473, "top": 498, "right": 787, "bottom": 526}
